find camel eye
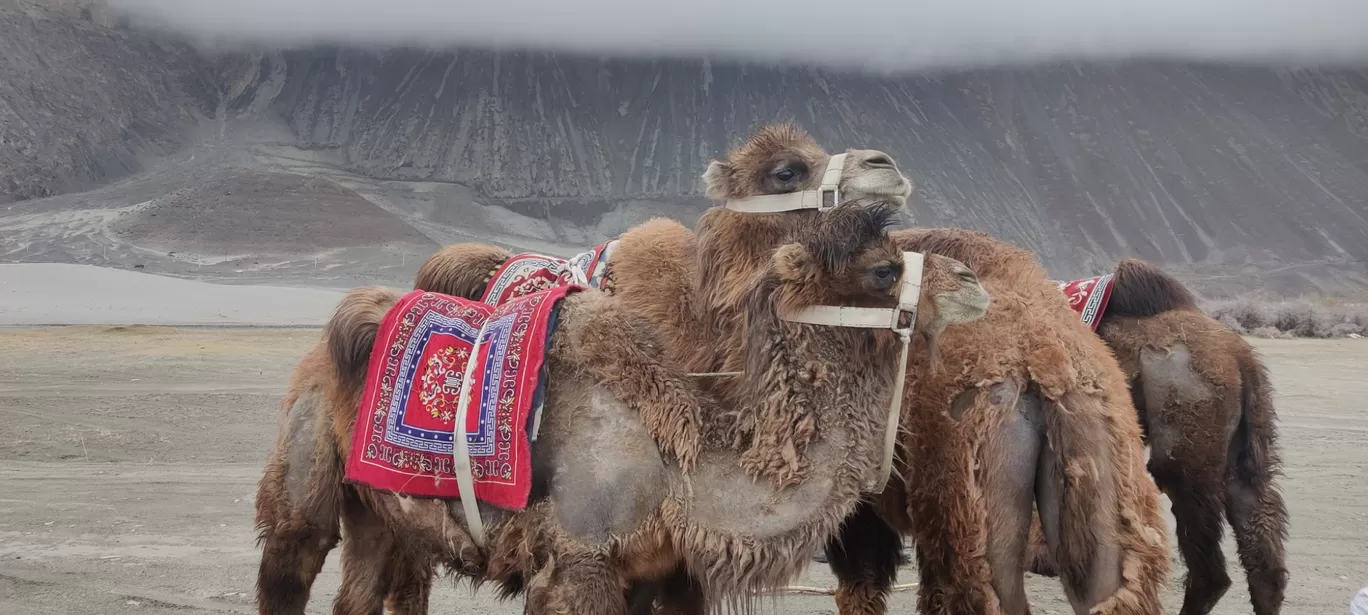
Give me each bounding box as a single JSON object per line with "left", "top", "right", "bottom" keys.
{"left": 773, "top": 168, "right": 797, "bottom": 182}
{"left": 872, "top": 265, "right": 897, "bottom": 281}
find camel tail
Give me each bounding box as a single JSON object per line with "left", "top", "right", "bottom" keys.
{"left": 324, "top": 286, "right": 401, "bottom": 393}
{"left": 1234, "top": 354, "right": 1282, "bottom": 487}
{"left": 1105, "top": 258, "right": 1199, "bottom": 318}
{"left": 1041, "top": 390, "right": 1109, "bottom": 599}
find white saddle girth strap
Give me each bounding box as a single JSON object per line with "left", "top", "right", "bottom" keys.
{"left": 779, "top": 251, "right": 924, "bottom": 493}
{"left": 723, "top": 153, "right": 846, "bottom": 214}
{"left": 451, "top": 330, "right": 489, "bottom": 547}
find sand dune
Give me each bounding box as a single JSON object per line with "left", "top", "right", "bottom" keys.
{"left": 0, "top": 263, "right": 345, "bottom": 326}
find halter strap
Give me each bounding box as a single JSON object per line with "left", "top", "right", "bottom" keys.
{"left": 723, "top": 153, "right": 846, "bottom": 214}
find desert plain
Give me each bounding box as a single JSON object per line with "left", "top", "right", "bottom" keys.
{"left": 0, "top": 264, "right": 1364, "bottom": 615}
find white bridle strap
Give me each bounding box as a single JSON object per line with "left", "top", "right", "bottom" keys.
{"left": 452, "top": 333, "right": 488, "bottom": 547}
{"left": 778, "top": 251, "right": 925, "bottom": 493}
{"left": 723, "top": 153, "right": 846, "bottom": 214}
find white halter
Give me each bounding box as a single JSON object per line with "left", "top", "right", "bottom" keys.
{"left": 723, "top": 153, "right": 847, "bottom": 214}
{"left": 779, "top": 251, "right": 925, "bottom": 494}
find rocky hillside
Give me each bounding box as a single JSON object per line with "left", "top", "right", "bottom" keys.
{"left": 5, "top": 1, "right": 1368, "bottom": 296}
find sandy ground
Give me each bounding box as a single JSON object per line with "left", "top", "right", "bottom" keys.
{"left": 0, "top": 327, "right": 1364, "bottom": 615}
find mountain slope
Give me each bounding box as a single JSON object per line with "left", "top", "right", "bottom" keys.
{"left": 4, "top": 4, "right": 1368, "bottom": 296}
{"left": 257, "top": 50, "right": 1368, "bottom": 285}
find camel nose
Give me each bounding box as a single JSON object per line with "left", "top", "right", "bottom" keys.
{"left": 855, "top": 150, "right": 898, "bottom": 170}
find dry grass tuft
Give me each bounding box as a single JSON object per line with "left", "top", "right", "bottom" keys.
{"left": 1202, "top": 298, "right": 1368, "bottom": 338}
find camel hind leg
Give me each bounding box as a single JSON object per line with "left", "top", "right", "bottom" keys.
{"left": 1225, "top": 469, "right": 1288, "bottom": 615}
{"left": 1138, "top": 345, "right": 1236, "bottom": 615}
{"left": 1038, "top": 387, "right": 1171, "bottom": 615}
{"left": 976, "top": 381, "right": 1044, "bottom": 615}
{"left": 333, "top": 488, "right": 402, "bottom": 615}
{"left": 1153, "top": 462, "right": 1230, "bottom": 615}
{"left": 1226, "top": 356, "right": 1289, "bottom": 615}
{"left": 255, "top": 387, "right": 342, "bottom": 615}
{"left": 256, "top": 515, "right": 339, "bottom": 615}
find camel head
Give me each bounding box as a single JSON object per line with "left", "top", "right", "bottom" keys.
{"left": 728, "top": 200, "right": 988, "bottom": 492}
{"left": 914, "top": 253, "right": 992, "bottom": 335}
{"left": 701, "top": 123, "right": 913, "bottom": 211}
{"left": 767, "top": 202, "right": 989, "bottom": 337}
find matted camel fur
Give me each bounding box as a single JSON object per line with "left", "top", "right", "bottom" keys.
{"left": 1026, "top": 258, "right": 1288, "bottom": 615}
{"left": 411, "top": 125, "right": 1169, "bottom": 614}
{"left": 821, "top": 228, "right": 1171, "bottom": 615}
{"left": 252, "top": 204, "right": 991, "bottom": 615}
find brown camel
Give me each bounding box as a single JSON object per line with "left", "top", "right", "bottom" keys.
{"left": 253, "top": 203, "right": 991, "bottom": 614}
{"left": 412, "top": 126, "right": 1170, "bottom": 614}
{"left": 820, "top": 228, "right": 1171, "bottom": 615}
{"left": 1024, "top": 258, "right": 1289, "bottom": 615}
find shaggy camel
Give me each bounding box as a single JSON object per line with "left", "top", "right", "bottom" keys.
{"left": 253, "top": 204, "right": 991, "bottom": 615}
{"left": 1024, "top": 258, "right": 1289, "bottom": 615}
{"left": 821, "top": 228, "right": 1171, "bottom": 615}
{"left": 411, "top": 125, "right": 1168, "bottom": 614}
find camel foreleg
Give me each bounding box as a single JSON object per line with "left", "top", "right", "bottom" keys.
{"left": 826, "top": 501, "right": 903, "bottom": 615}
{"left": 523, "top": 550, "right": 628, "bottom": 615}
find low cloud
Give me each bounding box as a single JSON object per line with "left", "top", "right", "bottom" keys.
{"left": 109, "top": 0, "right": 1368, "bottom": 72}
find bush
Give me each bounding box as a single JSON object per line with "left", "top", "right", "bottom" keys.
{"left": 1203, "top": 298, "right": 1368, "bottom": 338}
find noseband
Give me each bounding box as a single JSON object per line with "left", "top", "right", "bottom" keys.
{"left": 722, "top": 153, "right": 846, "bottom": 214}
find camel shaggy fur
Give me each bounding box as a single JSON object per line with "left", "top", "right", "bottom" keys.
{"left": 411, "top": 126, "right": 1170, "bottom": 614}
{"left": 1025, "top": 258, "right": 1289, "bottom": 615}
{"left": 822, "top": 228, "right": 1171, "bottom": 615}
{"left": 252, "top": 204, "right": 990, "bottom": 615}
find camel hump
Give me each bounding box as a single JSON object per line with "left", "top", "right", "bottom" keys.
{"left": 324, "top": 286, "right": 401, "bottom": 393}
{"left": 1107, "top": 258, "right": 1198, "bottom": 318}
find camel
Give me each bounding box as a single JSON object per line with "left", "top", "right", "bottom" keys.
{"left": 819, "top": 228, "right": 1171, "bottom": 615}
{"left": 1024, "top": 258, "right": 1289, "bottom": 615}
{"left": 410, "top": 125, "right": 1170, "bottom": 614}
{"left": 253, "top": 203, "right": 992, "bottom": 615}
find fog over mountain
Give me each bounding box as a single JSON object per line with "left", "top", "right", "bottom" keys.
{"left": 4, "top": 0, "right": 1368, "bottom": 297}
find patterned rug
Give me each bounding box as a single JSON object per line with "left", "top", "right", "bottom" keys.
{"left": 1056, "top": 274, "right": 1115, "bottom": 331}
{"left": 344, "top": 286, "right": 576, "bottom": 509}
{"left": 481, "top": 241, "right": 615, "bottom": 306}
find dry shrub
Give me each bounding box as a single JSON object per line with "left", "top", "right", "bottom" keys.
{"left": 1202, "top": 298, "right": 1368, "bottom": 338}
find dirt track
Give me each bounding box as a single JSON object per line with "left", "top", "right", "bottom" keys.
{"left": 1, "top": 326, "right": 1364, "bottom": 614}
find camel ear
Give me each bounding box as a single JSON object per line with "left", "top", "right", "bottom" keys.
{"left": 772, "top": 243, "right": 810, "bottom": 282}
{"left": 701, "top": 160, "right": 733, "bottom": 200}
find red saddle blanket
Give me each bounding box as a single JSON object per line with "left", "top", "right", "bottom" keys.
{"left": 343, "top": 286, "right": 577, "bottom": 509}
{"left": 481, "top": 242, "right": 615, "bottom": 306}
{"left": 1056, "top": 274, "right": 1115, "bottom": 331}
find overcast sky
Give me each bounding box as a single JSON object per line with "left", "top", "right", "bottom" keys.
{"left": 108, "top": 0, "right": 1368, "bottom": 73}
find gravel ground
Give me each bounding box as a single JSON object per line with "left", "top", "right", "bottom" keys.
{"left": 0, "top": 327, "right": 1364, "bottom": 614}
